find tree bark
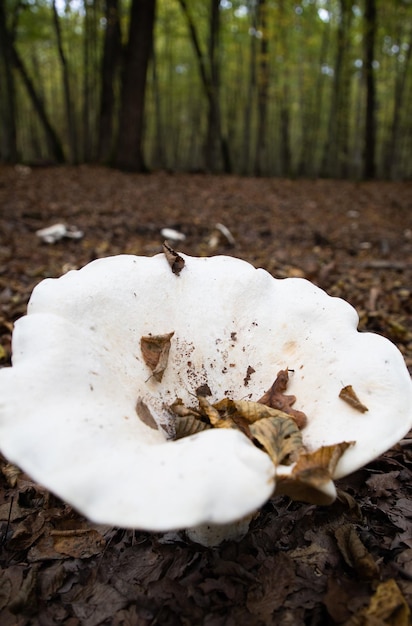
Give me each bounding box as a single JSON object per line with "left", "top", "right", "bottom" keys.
{"left": 0, "top": 0, "right": 18, "bottom": 161}
{"left": 254, "top": 0, "right": 269, "bottom": 176}
{"left": 98, "top": 0, "right": 121, "bottom": 164}
{"left": 115, "top": 0, "right": 156, "bottom": 171}
{"left": 178, "top": 0, "right": 231, "bottom": 173}
{"left": 6, "top": 24, "right": 65, "bottom": 163}
{"left": 386, "top": 29, "right": 412, "bottom": 179}
{"left": 321, "top": 0, "right": 352, "bottom": 177}
{"left": 363, "top": 0, "right": 376, "bottom": 179}
{"left": 52, "top": 0, "right": 77, "bottom": 163}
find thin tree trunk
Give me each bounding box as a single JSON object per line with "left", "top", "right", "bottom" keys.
{"left": 321, "top": 0, "right": 352, "bottom": 177}
{"left": 254, "top": 0, "right": 269, "bottom": 176}
{"left": 115, "top": 0, "right": 156, "bottom": 171}
{"left": 178, "top": 0, "right": 231, "bottom": 173}
{"left": 0, "top": 0, "right": 18, "bottom": 161}
{"left": 278, "top": 0, "right": 291, "bottom": 176}
{"left": 9, "top": 38, "right": 65, "bottom": 162}
{"left": 52, "top": 0, "right": 77, "bottom": 163}
{"left": 242, "top": 2, "right": 258, "bottom": 175}
{"left": 150, "top": 44, "right": 166, "bottom": 168}
{"left": 386, "top": 32, "right": 412, "bottom": 179}
{"left": 363, "top": 0, "right": 376, "bottom": 179}
{"left": 98, "top": 0, "right": 121, "bottom": 164}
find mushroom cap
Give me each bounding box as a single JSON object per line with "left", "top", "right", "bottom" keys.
{"left": 0, "top": 253, "right": 411, "bottom": 531}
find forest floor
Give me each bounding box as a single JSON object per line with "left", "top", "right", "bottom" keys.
{"left": 0, "top": 165, "right": 411, "bottom": 625}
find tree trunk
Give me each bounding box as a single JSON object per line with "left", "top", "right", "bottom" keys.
{"left": 115, "top": 0, "right": 156, "bottom": 171}
{"left": 363, "top": 0, "right": 376, "bottom": 179}
{"left": 321, "top": 0, "right": 352, "bottom": 177}
{"left": 386, "top": 30, "right": 412, "bottom": 179}
{"left": 178, "top": 0, "right": 231, "bottom": 173}
{"left": 254, "top": 0, "right": 269, "bottom": 176}
{"left": 98, "top": 0, "right": 121, "bottom": 164}
{"left": 0, "top": 0, "right": 18, "bottom": 161}
{"left": 278, "top": 0, "right": 291, "bottom": 176}
{"left": 52, "top": 0, "right": 77, "bottom": 163}
{"left": 8, "top": 34, "right": 65, "bottom": 163}
{"left": 242, "top": 3, "right": 258, "bottom": 175}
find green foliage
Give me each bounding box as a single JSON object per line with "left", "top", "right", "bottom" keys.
{"left": 3, "top": 0, "right": 412, "bottom": 177}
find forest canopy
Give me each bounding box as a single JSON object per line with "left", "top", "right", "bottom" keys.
{"left": 0, "top": 0, "right": 411, "bottom": 179}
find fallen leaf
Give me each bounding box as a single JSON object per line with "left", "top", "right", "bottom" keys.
{"left": 345, "top": 579, "right": 411, "bottom": 626}
{"left": 1, "top": 463, "right": 21, "bottom": 487}
{"left": 247, "top": 553, "right": 296, "bottom": 620}
{"left": 335, "top": 524, "right": 380, "bottom": 581}
{"left": 140, "top": 331, "right": 174, "bottom": 382}
{"left": 162, "top": 242, "right": 185, "bottom": 276}
{"left": 51, "top": 528, "right": 106, "bottom": 559}
{"left": 250, "top": 415, "right": 304, "bottom": 465}
{"left": 214, "top": 397, "right": 285, "bottom": 424}
{"left": 170, "top": 398, "right": 210, "bottom": 439}
{"left": 170, "top": 396, "right": 304, "bottom": 466}
{"left": 7, "top": 567, "right": 38, "bottom": 614}
{"left": 135, "top": 398, "right": 158, "bottom": 430}
{"left": 293, "top": 442, "right": 354, "bottom": 486}
{"left": 258, "top": 368, "right": 307, "bottom": 428}
{"left": 174, "top": 415, "right": 212, "bottom": 439}
{"left": 276, "top": 441, "right": 354, "bottom": 504}
{"left": 339, "top": 385, "right": 369, "bottom": 413}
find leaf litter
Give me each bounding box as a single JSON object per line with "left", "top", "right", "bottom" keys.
{"left": 0, "top": 167, "right": 411, "bottom": 625}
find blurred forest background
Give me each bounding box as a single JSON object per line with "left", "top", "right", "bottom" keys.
{"left": 0, "top": 0, "right": 411, "bottom": 179}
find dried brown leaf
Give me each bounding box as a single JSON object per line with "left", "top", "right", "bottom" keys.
{"left": 51, "top": 528, "right": 106, "bottom": 559}
{"left": 277, "top": 441, "right": 354, "bottom": 504}
{"left": 169, "top": 398, "right": 210, "bottom": 439}
{"left": 140, "top": 331, "right": 174, "bottom": 382}
{"left": 214, "top": 397, "right": 284, "bottom": 424}
{"left": 258, "top": 368, "right": 307, "bottom": 428}
{"left": 174, "top": 415, "right": 211, "bottom": 439}
{"left": 250, "top": 415, "right": 304, "bottom": 465}
{"left": 292, "top": 441, "right": 354, "bottom": 486}
{"left": 339, "top": 385, "right": 369, "bottom": 413}
{"left": 163, "top": 242, "right": 185, "bottom": 276}
{"left": 170, "top": 396, "right": 304, "bottom": 467}
{"left": 1, "top": 463, "right": 21, "bottom": 487}
{"left": 7, "top": 567, "right": 37, "bottom": 614}
{"left": 345, "top": 579, "right": 411, "bottom": 626}
{"left": 335, "top": 524, "right": 379, "bottom": 581}
{"left": 135, "top": 398, "right": 158, "bottom": 430}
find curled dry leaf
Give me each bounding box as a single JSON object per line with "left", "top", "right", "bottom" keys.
{"left": 258, "top": 368, "right": 307, "bottom": 428}
{"left": 135, "top": 398, "right": 159, "bottom": 430}
{"left": 170, "top": 398, "right": 211, "bottom": 439}
{"left": 140, "top": 331, "right": 174, "bottom": 382}
{"left": 174, "top": 415, "right": 212, "bottom": 439}
{"left": 162, "top": 242, "right": 185, "bottom": 276}
{"left": 276, "top": 441, "right": 354, "bottom": 504}
{"left": 214, "top": 397, "right": 284, "bottom": 424}
{"left": 335, "top": 524, "right": 379, "bottom": 581}
{"left": 292, "top": 441, "right": 354, "bottom": 486}
{"left": 339, "top": 385, "right": 369, "bottom": 413}
{"left": 250, "top": 415, "right": 304, "bottom": 466}
{"left": 170, "top": 395, "right": 304, "bottom": 467}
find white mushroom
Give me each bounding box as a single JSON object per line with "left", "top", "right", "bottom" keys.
{"left": 0, "top": 253, "right": 411, "bottom": 546}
